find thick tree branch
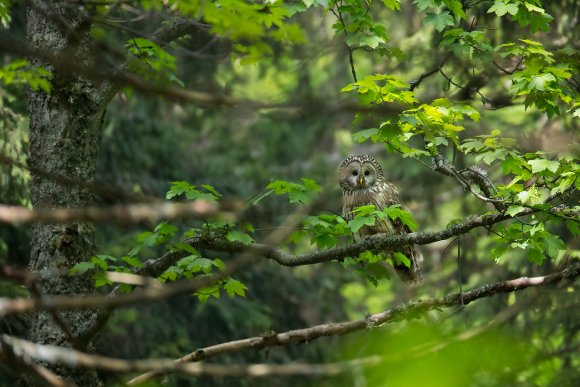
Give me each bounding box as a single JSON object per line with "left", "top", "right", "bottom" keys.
{"left": 0, "top": 207, "right": 541, "bottom": 316}
{"left": 193, "top": 207, "right": 534, "bottom": 267}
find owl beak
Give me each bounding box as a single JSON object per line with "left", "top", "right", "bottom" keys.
{"left": 358, "top": 176, "right": 364, "bottom": 188}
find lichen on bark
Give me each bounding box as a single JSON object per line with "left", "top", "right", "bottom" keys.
{"left": 24, "top": 2, "right": 112, "bottom": 385}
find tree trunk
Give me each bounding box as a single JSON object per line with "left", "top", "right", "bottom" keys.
{"left": 25, "top": 2, "right": 110, "bottom": 385}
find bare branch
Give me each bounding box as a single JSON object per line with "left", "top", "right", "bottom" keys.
{"left": 409, "top": 57, "right": 449, "bottom": 91}
{"left": 0, "top": 334, "right": 380, "bottom": 378}
{"left": 127, "top": 261, "right": 579, "bottom": 384}
{"left": 0, "top": 201, "right": 225, "bottom": 225}
{"left": 0, "top": 36, "right": 405, "bottom": 114}
{"left": 0, "top": 335, "right": 74, "bottom": 387}
{"left": 432, "top": 154, "right": 507, "bottom": 211}
{"left": 0, "top": 152, "right": 156, "bottom": 204}
{"left": 1, "top": 263, "right": 575, "bottom": 385}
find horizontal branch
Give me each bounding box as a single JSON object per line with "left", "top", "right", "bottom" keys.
{"left": 0, "top": 36, "right": 404, "bottom": 114}
{"left": 0, "top": 152, "right": 156, "bottom": 204}
{"left": 0, "top": 201, "right": 226, "bottom": 225}
{"left": 193, "top": 208, "right": 533, "bottom": 267}
{"left": 0, "top": 208, "right": 536, "bottom": 317}
{"left": 0, "top": 334, "right": 379, "bottom": 379}
{"left": 127, "top": 261, "right": 577, "bottom": 383}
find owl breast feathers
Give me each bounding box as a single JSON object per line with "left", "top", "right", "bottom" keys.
{"left": 339, "top": 154, "right": 422, "bottom": 284}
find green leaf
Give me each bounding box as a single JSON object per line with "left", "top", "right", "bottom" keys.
{"left": 528, "top": 158, "right": 559, "bottom": 173}
{"left": 505, "top": 205, "right": 526, "bottom": 217}
{"left": 301, "top": 178, "right": 321, "bottom": 192}
{"left": 121, "top": 256, "right": 144, "bottom": 268}
{"left": 166, "top": 181, "right": 216, "bottom": 201}
{"left": 424, "top": 11, "right": 454, "bottom": 32}
{"left": 266, "top": 178, "right": 320, "bottom": 204}
{"left": 566, "top": 221, "right": 580, "bottom": 237}
{"left": 223, "top": 278, "right": 248, "bottom": 297}
{"left": 201, "top": 184, "right": 222, "bottom": 198}
{"left": 528, "top": 248, "right": 545, "bottom": 265}
{"left": 488, "top": 1, "right": 519, "bottom": 17}
{"left": 173, "top": 243, "right": 199, "bottom": 255}
{"left": 352, "top": 128, "right": 379, "bottom": 143}
{"left": 528, "top": 73, "right": 556, "bottom": 91}
{"left": 140, "top": 231, "right": 157, "bottom": 247}
{"left": 154, "top": 222, "right": 179, "bottom": 236}
{"left": 384, "top": 205, "right": 419, "bottom": 231}
{"left": 443, "top": 0, "right": 466, "bottom": 19}
{"left": 195, "top": 283, "right": 221, "bottom": 303}
{"left": 358, "top": 35, "right": 386, "bottom": 49}
{"left": 393, "top": 252, "right": 411, "bottom": 268}
{"left": 348, "top": 216, "right": 376, "bottom": 233}
{"left": 413, "top": 0, "right": 436, "bottom": 12}
{"left": 358, "top": 251, "right": 382, "bottom": 264}
{"left": 381, "top": 0, "right": 401, "bottom": 11}
{"left": 227, "top": 230, "right": 254, "bottom": 245}
{"left": 544, "top": 233, "right": 564, "bottom": 259}
{"left": 69, "top": 261, "right": 95, "bottom": 275}
{"left": 351, "top": 205, "right": 377, "bottom": 217}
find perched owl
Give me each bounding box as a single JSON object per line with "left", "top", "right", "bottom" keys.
{"left": 339, "top": 154, "right": 422, "bottom": 284}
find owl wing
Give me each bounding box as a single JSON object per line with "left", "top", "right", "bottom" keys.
{"left": 370, "top": 183, "right": 422, "bottom": 284}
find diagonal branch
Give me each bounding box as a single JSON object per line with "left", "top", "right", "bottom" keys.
{"left": 433, "top": 154, "right": 506, "bottom": 211}
{"left": 1, "top": 263, "right": 576, "bottom": 385}
{"left": 128, "top": 261, "right": 577, "bottom": 384}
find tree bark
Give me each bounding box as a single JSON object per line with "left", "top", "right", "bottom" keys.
{"left": 25, "top": 2, "right": 109, "bottom": 385}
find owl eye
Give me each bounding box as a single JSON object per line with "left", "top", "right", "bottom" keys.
{"left": 364, "top": 170, "right": 370, "bottom": 176}
{"left": 352, "top": 170, "right": 358, "bottom": 176}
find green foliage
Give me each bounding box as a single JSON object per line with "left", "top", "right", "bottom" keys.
{"left": 0, "top": 0, "right": 10, "bottom": 28}
{"left": 125, "top": 38, "right": 183, "bottom": 86}
{"left": 169, "top": 0, "right": 305, "bottom": 61}
{"left": 346, "top": 204, "right": 419, "bottom": 233}
{"left": 491, "top": 220, "right": 565, "bottom": 265}
{"left": 424, "top": 11, "right": 454, "bottom": 32}
{"left": 266, "top": 178, "right": 321, "bottom": 204}
{"left": 412, "top": 0, "right": 466, "bottom": 19}
{"left": 329, "top": 0, "right": 399, "bottom": 56}
{"left": 496, "top": 40, "right": 576, "bottom": 117}
{"left": 297, "top": 214, "right": 350, "bottom": 249}
{"left": 68, "top": 182, "right": 250, "bottom": 302}
{"left": 341, "top": 74, "right": 417, "bottom": 105}
{"left": 0, "top": 60, "right": 52, "bottom": 92}
{"left": 166, "top": 181, "right": 221, "bottom": 201}
{"left": 488, "top": 0, "right": 554, "bottom": 32}
{"left": 226, "top": 230, "right": 254, "bottom": 245}
{"left": 347, "top": 96, "right": 480, "bottom": 155}
{"left": 441, "top": 28, "right": 494, "bottom": 59}
{"left": 2, "top": 0, "right": 575, "bottom": 384}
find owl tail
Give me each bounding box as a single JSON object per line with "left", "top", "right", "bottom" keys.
{"left": 394, "top": 264, "right": 422, "bottom": 284}
{"left": 394, "top": 249, "right": 423, "bottom": 285}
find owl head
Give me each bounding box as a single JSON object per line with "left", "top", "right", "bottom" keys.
{"left": 339, "top": 154, "right": 384, "bottom": 191}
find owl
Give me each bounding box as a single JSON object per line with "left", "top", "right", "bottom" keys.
{"left": 339, "top": 154, "right": 422, "bottom": 284}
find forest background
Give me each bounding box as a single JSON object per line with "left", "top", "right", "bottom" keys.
{"left": 0, "top": 0, "right": 578, "bottom": 386}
